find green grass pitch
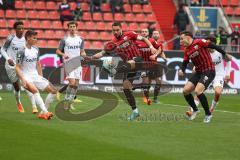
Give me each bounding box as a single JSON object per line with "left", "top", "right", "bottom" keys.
{"left": 0, "top": 91, "right": 239, "bottom": 160}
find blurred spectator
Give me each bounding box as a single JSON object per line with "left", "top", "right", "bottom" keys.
{"left": 173, "top": 34, "right": 180, "bottom": 50}
{"left": 129, "top": 0, "right": 137, "bottom": 4}
{"left": 129, "top": 0, "right": 149, "bottom": 4}
{"left": 219, "top": 29, "right": 229, "bottom": 51}
{"left": 230, "top": 26, "right": 240, "bottom": 52}
{"left": 90, "top": 0, "right": 102, "bottom": 13}
{"left": 110, "top": 0, "right": 124, "bottom": 16}
{"left": 0, "top": 0, "right": 15, "bottom": 9}
{"left": 73, "top": 2, "right": 83, "bottom": 21}
{"left": 173, "top": 4, "right": 189, "bottom": 34}
{"left": 191, "top": 0, "right": 200, "bottom": 6}
{"left": 59, "top": 0, "right": 74, "bottom": 25}
{"left": 139, "top": 0, "right": 149, "bottom": 5}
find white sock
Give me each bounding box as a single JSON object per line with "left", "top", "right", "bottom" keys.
{"left": 34, "top": 93, "right": 48, "bottom": 113}
{"left": 65, "top": 86, "right": 77, "bottom": 102}
{"left": 13, "top": 90, "right": 21, "bottom": 104}
{"left": 45, "top": 93, "right": 56, "bottom": 109}
{"left": 194, "top": 99, "right": 200, "bottom": 107}
{"left": 211, "top": 100, "right": 218, "bottom": 108}
{"left": 26, "top": 90, "right": 36, "bottom": 108}
{"left": 133, "top": 108, "right": 139, "bottom": 113}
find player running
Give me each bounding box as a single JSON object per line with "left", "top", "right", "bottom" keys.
{"left": 178, "top": 31, "right": 230, "bottom": 123}
{"left": 85, "top": 22, "right": 157, "bottom": 120}
{"left": 0, "top": 21, "right": 37, "bottom": 113}
{"left": 56, "top": 21, "right": 86, "bottom": 109}
{"left": 186, "top": 36, "right": 232, "bottom": 115}
{"left": 16, "top": 30, "right": 57, "bottom": 120}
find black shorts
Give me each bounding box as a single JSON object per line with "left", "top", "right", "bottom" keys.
{"left": 147, "top": 63, "right": 163, "bottom": 79}
{"left": 123, "top": 71, "right": 141, "bottom": 83}
{"left": 188, "top": 70, "right": 216, "bottom": 89}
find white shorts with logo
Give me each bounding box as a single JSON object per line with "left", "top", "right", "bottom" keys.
{"left": 5, "top": 62, "right": 18, "bottom": 83}
{"left": 24, "top": 74, "right": 49, "bottom": 91}
{"left": 66, "top": 66, "right": 82, "bottom": 80}
{"left": 212, "top": 75, "right": 224, "bottom": 88}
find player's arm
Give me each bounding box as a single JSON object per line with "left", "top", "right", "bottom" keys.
{"left": 179, "top": 52, "right": 189, "bottom": 76}
{"left": 56, "top": 39, "right": 69, "bottom": 59}
{"left": 225, "top": 54, "right": 232, "bottom": 82}
{"left": 36, "top": 61, "right": 43, "bottom": 76}
{"left": 90, "top": 50, "right": 105, "bottom": 60}
{"left": 137, "top": 35, "right": 157, "bottom": 54}
{"left": 16, "top": 50, "right": 27, "bottom": 88}
{"left": 207, "top": 43, "right": 231, "bottom": 61}
{"left": 1, "top": 35, "right": 14, "bottom": 66}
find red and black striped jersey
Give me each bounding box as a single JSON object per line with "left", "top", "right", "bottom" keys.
{"left": 184, "top": 39, "right": 215, "bottom": 72}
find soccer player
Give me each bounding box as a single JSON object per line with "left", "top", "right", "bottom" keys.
{"left": 186, "top": 36, "right": 232, "bottom": 115}
{"left": 16, "top": 30, "right": 57, "bottom": 120}
{"left": 86, "top": 22, "right": 157, "bottom": 120}
{"left": 178, "top": 31, "right": 229, "bottom": 123}
{"left": 56, "top": 21, "right": 86, "bottom": 109}
{"left": 0, "top": 21, "right": 37, "bottom": 113}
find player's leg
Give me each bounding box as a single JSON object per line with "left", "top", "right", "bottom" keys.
{"left": 26, "top": 90, "right": 38, "bottom": 114}
{"left": 12, "top": 80, "right": 24, "bottom": 112}
{"left": 142, "top": 75, "right": 151, "bottom": 105}
{"left": 210, "top": 76, "right": 224, "bottom": 113}
{"left": 44, "top": 83, "right": 57, "bottom": 110}
{"left": 153, "top": 77, "right": 161, "bottom": 103}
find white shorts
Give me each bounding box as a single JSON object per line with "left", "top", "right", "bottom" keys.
{"left": 66, "top": 66, "right": 82, "bottom": 80}
{"left": 212, "top": 75, "right": 224, "bottom": 88}
{"left": 24, "top": 74, "right": 49, "bottom": 91}
{"left": 5, "top": 62, "right": 18, "bottom": 83}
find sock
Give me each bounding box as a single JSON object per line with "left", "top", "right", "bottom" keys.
{"left": 13, "top": 90, "right": 21, "bottom": 104}
{"left": 143, "top": 88, "right": 149, "bottom": 99}
{"left": 45, "top": 93, "right": 56, "bottom": 109}
{"left": 133, "top": 108, "right": 139, "bottom": 113}
{"left": 184, "top": 94, "right": 198, "bottom": 112}
{"left": 34, "top": 93, "right": 48, "bottom": 113}
{"left": 58, "top": 84, "right": 68, "bottom": 93}
{"left": 197, "top": 93, "right": 211, "bottom": 115}
{"left": 123, "top": 89, "right": 137, "bottom": 110}
{"left": 211, "top": 99, "right": 218, "bottom": 108}
{"left": 65, "top": 86, "right": 77, "bottom": 102}
{"left": 26, "top": 90, "right": 36, "bottom": 108}
{"left": 154, "top": 84, "right": 161, "bottom": 100}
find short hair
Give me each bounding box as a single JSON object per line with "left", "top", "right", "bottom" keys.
{"left": 112, "top": 22, "right": 122, "bottom": 28}
{"left": 206, "top": 35, "right": 216, "bottom": 44}
{"left": 67, "top": 21, "right": 78, "bottom": 27}
{"left": 180, "top": 31, "right": 193, "bottom": 38}
{"left": 13, "top": 21, "right": 24, "bottom": 29}
{"left": 25, "top": 30, "right": 37, "bottom": 40}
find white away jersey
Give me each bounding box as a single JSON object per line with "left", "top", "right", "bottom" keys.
{"left": 210, "top": 50, "right": 225, "bottom": 77}
{"left": 17, "top": 46, "right": 40, "bottom": 76}
{"left": 1, "top": 34, "right": 25, "bottom": 62}
{"left": 58, "top": 35, "right": 84, "bottom": 60}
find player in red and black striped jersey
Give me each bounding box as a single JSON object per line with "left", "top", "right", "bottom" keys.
{"left": 86, "top": 22, "right": 157, "bottom": 120}
{"left": 178, "top": 31, "right": 230, "bottom": 123}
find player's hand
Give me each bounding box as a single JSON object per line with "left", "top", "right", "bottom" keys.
{"left": 8, "top": 59, "right": 15, "bottom": 66}
{"left": 21, "top": 78, "right": 27, "bottom": 88}
{"left": 224, "top": 75, "right": 230, "bottom": 83}
{"left": 192, "top": 67, "right": 196, "bottom": 73}
{"left": 84, "top": 56, "right": 92, "bottom": 61}
{"left": 178, "top": 69, "right": 185, "bottom": 77}
{"left": 150, "top": 54, "right": 157, "bottom": 61}
{"left": 150, "top": 47, "right": 157, "bottom": 55}
{"left": 63, "top": 54, "right": 69, "bottom": 60}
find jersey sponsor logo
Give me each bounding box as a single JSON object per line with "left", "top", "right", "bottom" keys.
{"left": 189, "top": 51, "right": 199, "bottom": 58}
{"left": 26, "top": 57, "right": 38, "bottom": 62}
{"left": 67, "top": 45, "right": 81, "bottom": 49}
{"left": 139, "top": 48, "right": 151, "bottom": 52}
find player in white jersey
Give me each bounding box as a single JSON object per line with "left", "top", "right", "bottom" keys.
{"left": 186, "top": 36, "right": 231, "bottom": 116}
{"left": 0, "top": 21, "right": 37, "bottom": 113}
{"left": 56, "top": 21, "right": 86, "bottom": 109}
{"left": 16, "top": 30, "right": 57, "bottom": 120}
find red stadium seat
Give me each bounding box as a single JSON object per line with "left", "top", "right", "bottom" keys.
{"left": 99, "top": 32, "right": 111, "bottom": 40}
{"left": 35, "top": 1, "right": 46, "bottom": 10}
{"left": 93, "top": 13, "right": 103, "bottom": 21}
{"left": 224, "top": 7, "right": 234, "bottom": 16}
{"left": 125, "top": 13, "right": 135, "bottom": 22}
{"left": 139, "top": 23, "right": 149, "bottom": 29}
{"left": 38, "top": 40, "right": 47, "bottom": 48}
{"left": 92, "top": 41, "right": 103, "bottom": 49}
{"left": 22, "top": 20, "right": 31, "bottom": 29}
{"left": 47, "top": 40, "right": 58, "bottom": 48}
{"left": 8, "top": 19, "right": 15, "bottom": 28}
{"left": 222, "top": 0, "right": 229, "bottom": 6}
{"left": 77, "top": 21, "right": 85, "bottom": 30}
{"left": 95, "top": 22, "right": 106, "bottom": 30}
{"left": 16, "top": 10, "right": 27, "bottom": 19}
{"left": 46, "top": 1, "right": 57, "bottom": 10}
{"left": 87, "top": 31, "right": 99, "bottom": 40}
{"left": 25, "top": 1, "right": 34, "bottom": 10}
{"left": 15, "top": 1, "right": 24, "bottom": 9}
{"left": 35, "top": 30, "right": 44, "bottom": 39}
{"left": 6, "top": 10, "right": 16, "bottom": 19}
{"left": 123, "top": 4, "right": 131, "bottom": 12}
{"left": 0, "top": 10, "right": 4, "bottom": 18}
{"left": 38, "top": 11, "right": 48, "bottom": 19}
{"left": 84, "top": 41, "right": 91, "bottom": 49}
{"left": 82, "top": 12, "right": 92, "bottom": 21}
{"left": 81, "top": 2, "right": 89, "bottom": 11}
{"left": 28, "top": 10, "right": 38, "bottom": 19}
{"left": 230, "top": 0, "right": 239, "bottom": 6}
{"left": 30, "top": 20, "right": 41, "bottom": 29}
{"left": 41, "top": 20, "right": 51, "bottom": 29}
{"left": 52, "top": 21, "right": 63, "bottom": 29}
{"left": 49, "top": 11, "right": 59, "bottom": 20}
{"left": 0, "top": 29, "right": 10, "bottom": 38}
{"left": 0, "top": 19, "right": 7, "bottom": 28}
{"left": 79, "top": 31, "right": 87, "bottom": 39}
{"left": 105, "top": 22, "right": 112, "bottom": 31}
{"left": 143, "top": 4, "right": 152, "bottom": 13}
{"left": 135, "top": 14, "right": 146, "bottom": 22}
{"left": 69, "top": 2, "right": 77, "bottom": 10}
{"left": 209, "top": 0, "right": 217, "bottom": 6}
{"left": 132, "top": 4, "right": 142, "bottom": 13}
{"left": 55, "top": 30, "right": 65, "bottom": 39}
{"left": 146, "top": 14, "right": 156, "bottom": 22}
{"left": 85, "top": 21, "right": 96, "bottom": 30}
{"left": 235, "top": 7, "right": 240, "bottom": 16}
{"left": 129, "top": 23, "right": 139, "bottom": 31}
{"left": 103, "top": 13, "right": 113, "bottom": 21}
{"left": 121, "top": 23, "right": 128, "bottom": 31}
{"left": 114, "top": 13, "right": 124, "bottom": 22}
{"left": 102, "top": 3, "right": 111, "bottom": 12}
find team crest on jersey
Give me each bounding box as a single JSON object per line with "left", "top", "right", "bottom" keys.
{"left": 123, "top": 36, "right": 128, "bottom": 41}
{"left": 194, "top": 45, "right": 199, "bottom": 50}
{"left": 203, "top": 76, "right": 209, "bottom": 83}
